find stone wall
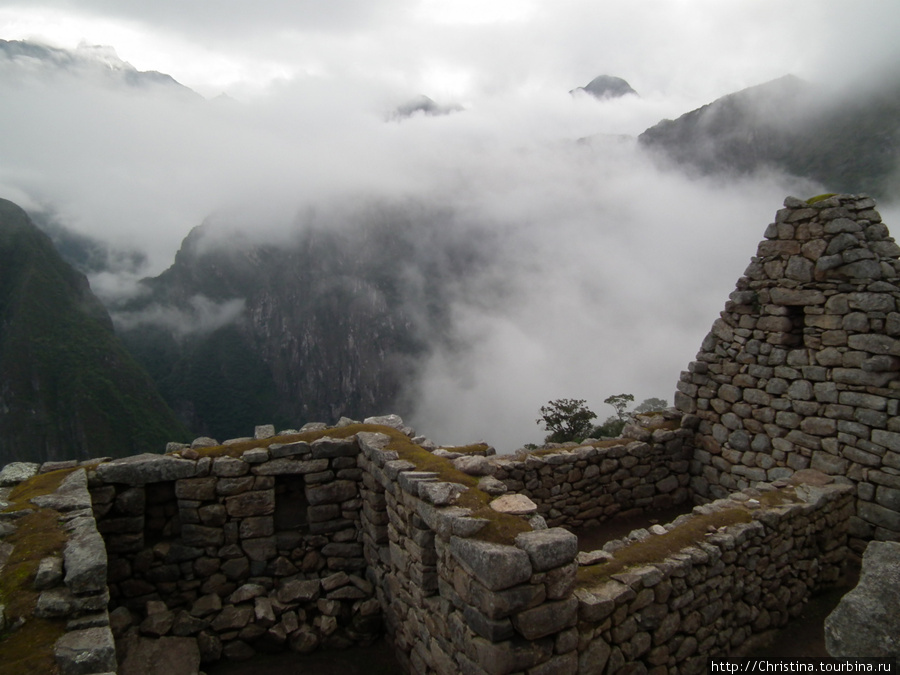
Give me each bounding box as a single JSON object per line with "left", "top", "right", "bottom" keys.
{"left": 0, "top": 433, "right": 858, "bottom": 675}
{"left": 491, "top": 414, "right": 692, "bottom": 530}
{"left": 676, "top": 194, "right": 900, "bottom": 552}
{"left": 352, "top": 428, "right": 853, "bottom": 675}
{"left": 0, "top": 463, "right": 116, "bottom": 675}
{"left": 574, "top": 475, "right": 853, "bottom": 674}
{"left": 357, "top": 430, "right": 583, "bottom": 675}
{"left": 89, "top": 434, "right": 381, "bottom": 666}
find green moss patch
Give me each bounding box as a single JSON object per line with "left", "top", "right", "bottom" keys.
{"left": 806, "top": 193, "right": 837, "bottom": 204}
{"left": 365, "top": 429, "right": 530, "bottom": 544}
{"left": 5, "top": 469, "right": 72, "bottom": 511}
{"left": 0, "top": 508, "right": 68, "bottom": 615}
{"left": 0, "top": 469, "right": 74, "bottom": 675}
{"left": 180, "top": 424, "right": 531, "bottom": 544}
{"left": 0, "top": 614, "right": 66, "bottom": 675}
{"left": 576, "top": 507, "right": 753, "bottom": 586}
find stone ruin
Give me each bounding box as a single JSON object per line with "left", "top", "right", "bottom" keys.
{"left": 0, "top": 194, "right": 897, "bottom": 674}
{"left": 676, "top": 193, "right": 900, "bottom": 550}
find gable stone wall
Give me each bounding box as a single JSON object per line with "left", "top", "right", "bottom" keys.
{"left": 675, "top": 194, "right": 900, "bottom": 552}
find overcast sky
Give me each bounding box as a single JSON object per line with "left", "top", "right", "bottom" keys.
{"left": 2, "top": 0, "right": 899, "bottom": 103}
{"left": 0, "top": 0, "right": 898, "bottom": 449}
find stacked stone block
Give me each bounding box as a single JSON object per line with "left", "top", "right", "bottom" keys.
{"left": 357, "top": 431, "right": 481, "bottom": 674}
{"left": 357, "top": 431, "right": 586, "bottom": 675}
{"left": 676, "top": 194, "right": 900, "bottom": 551}
{"left": 575, "top": 478, "right": 853, "bottom": 674}
{"left": 445, "top": 530, "right": 581, "bottom": 675}
{"left": 0, "top": 411, "right": 866, "bottom": 674}
{"left": 0, "top": 464, "right": 116, "bottom": 674}
{"left": 90, "top": 437, "right": 379, "bottom": 665}
{"left": 492, "top": 419, "right": 692, "bottom": 530}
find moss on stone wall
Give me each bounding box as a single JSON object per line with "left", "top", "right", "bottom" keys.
{"left": 179, "top": 424, "right": 532, "bottom": 544}
{"left": 805, "top": 193, "right": 837, "bottom": 204}
{"left": 0, "top": 468, "right": 75, "bottom": 675}
{"left": 575, "top": 486, "right": 808, "bottom": 586}
{"left": 576, "top": 506, "right": 753, "bottom": 585}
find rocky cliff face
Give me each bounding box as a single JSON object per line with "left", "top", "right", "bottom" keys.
{"left": 639, "top": 75, "right": 900, "bottom": 199}
{"left": 0, "top": 199, "right": 188, "bottom": 463}
{"left": 0, "top": 39, "right": 200, "bottom": 97}
{"left": 115, "top": 203, "right": 482, "bottom": 440}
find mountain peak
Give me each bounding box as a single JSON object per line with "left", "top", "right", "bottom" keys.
{"left": 637, "top": 74, "right": 900, "bottom": 198}
{"left": 571, "top": 75, "right": 638, "bottom": 100}
{"left": 0, "top": 38, "right": 201, "bottom": 98}
{"left": 390, "top": 95, "right": 463, "bottom": 120}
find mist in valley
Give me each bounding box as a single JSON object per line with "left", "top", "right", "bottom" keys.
{"left": 0, "top": 0, "right": 898, "bottom": 450}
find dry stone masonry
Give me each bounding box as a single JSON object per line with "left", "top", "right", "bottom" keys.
{"left": 575, "top": 473, "right": 853, "bottom": 674}
{"left": 676, "top": 194, "right": 900, "bottom": 552}
{"left": 491, "top": 411, "right": 692, "bottom": 530}
{"left": 0, "top": 194, "right": 896, "bottom": 674}
{"left": 93, "top": 430, "right": 381, "bottom": 666}
{"left": 0, "top": 463, "right": 116, "bottom": 674}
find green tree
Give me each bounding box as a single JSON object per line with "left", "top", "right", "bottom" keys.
{"left": 591, "top": 394, "right": 669, "bottom": 439}
{"left": 536, "top": 398, "right": 597, "bottom": 443}
{"left": 591, "top": 394, "right": 668, "bottom": 438}
{"left": 593, "top": 415, "right": 626, "bottom": 438}
{"left": 594, "top": 393, "right": 634, "bottom": 439}
{"left": 604, "top": 393, "right": 635, "bottom": 421}
{"left": 634, "top": 397, "right": 668, "bottom": 414}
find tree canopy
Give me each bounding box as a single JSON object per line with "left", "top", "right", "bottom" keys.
{"left": 536, "top": 394, "right": 669, "bottom": 444}
{"left": 536, "top": 398, "right": 597, "bottom": 443}
{"left": 604, "top": 393, "right": 635, "bottom": 421}
{"left": 634, "top": 397, "right": 668, "bottom": 414}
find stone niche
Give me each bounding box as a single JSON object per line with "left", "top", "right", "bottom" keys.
{"left": 144, "top": 482, "right": 179, "bottom": 546}
{"left": 274, "top": 475, "right": 309, "bottom": 536}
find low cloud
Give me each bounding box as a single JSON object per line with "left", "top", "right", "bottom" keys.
{"left": 0, "top": 31, "right": 896, "bottom": 451}
{"left": 401, "top": 145, "right": 821, "bottom": 450}
{"left": 112, "top": 295, "right": 246, "bottom": 339}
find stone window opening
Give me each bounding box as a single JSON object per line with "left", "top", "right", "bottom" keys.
{"left": 274, "top": 475, "right": 309, "bottom": 534}
{"left": 786, "top": 305, "right": 805, "bottom": 347}
{"left": 143, "top": 481, "right": 179, "bottom": 546}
